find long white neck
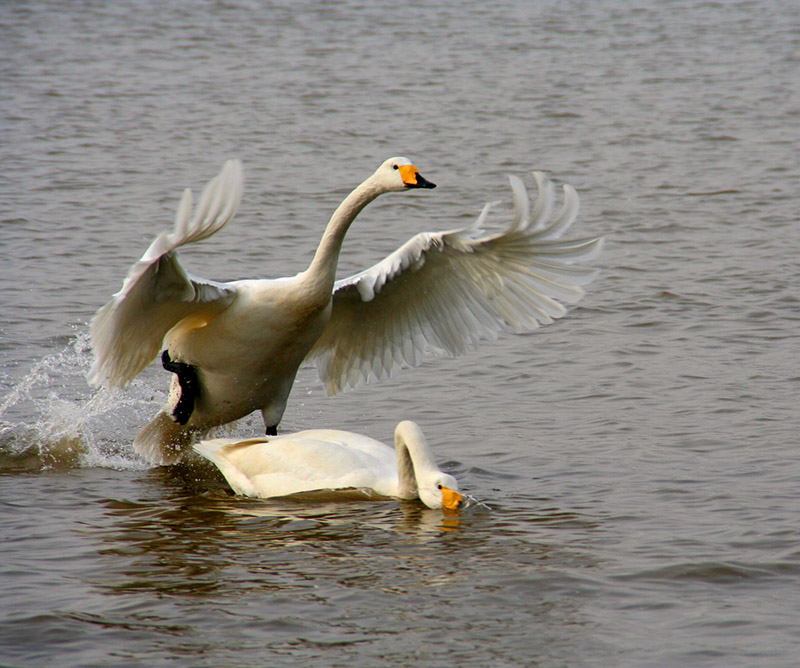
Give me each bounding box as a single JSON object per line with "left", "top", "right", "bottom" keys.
{"left": 303, "top": 177, "right": 384, "bottom": 297}
{"left": 395, "top": 421, "right": 439, "bottom": 499}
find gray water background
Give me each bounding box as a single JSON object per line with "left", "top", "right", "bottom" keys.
{"left": 1, "top": 1, "right": 799, "bottom": 666}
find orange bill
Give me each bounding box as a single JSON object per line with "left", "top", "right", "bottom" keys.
{"left": 441, "top": 485, "right": 463, "bottom": 512}
{"left": 399, "top": 164, "right": 436, "bottom": 189}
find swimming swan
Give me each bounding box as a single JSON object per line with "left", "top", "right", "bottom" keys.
{"left": 193, "top": 420, "right": 464, "bottom": 511}
{"left": 89, "top": 157, "right": 602, "bottom": 465}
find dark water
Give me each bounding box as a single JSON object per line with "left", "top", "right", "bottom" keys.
{"left": 2, "top": 1, "right": 800, "bottom": 666}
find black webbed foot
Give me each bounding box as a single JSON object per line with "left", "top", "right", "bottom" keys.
{"left": 266, "top": 425, "right": 278, "bottom": 436}
{"left": 162, "top": 350, "right": 199, "bottom": 426}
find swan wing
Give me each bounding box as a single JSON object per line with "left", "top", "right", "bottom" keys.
{"left": 307, "top": 171, "right": 604, "bottom": 395}
{"left": 88, "top": 160, "right": 244, "bottom": 388}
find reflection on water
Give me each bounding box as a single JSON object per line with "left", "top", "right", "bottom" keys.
{"left": 51, "top": 466, "right": 602, "bottom": 666}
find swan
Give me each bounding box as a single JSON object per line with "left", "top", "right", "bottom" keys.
{"left": 193, "top": 420, "right": 464, "bottom": 511}
{"left": 89, "top": 157, "right": 602, "bottom": 465}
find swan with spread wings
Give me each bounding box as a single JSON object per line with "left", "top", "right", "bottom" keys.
{"left": 89, "top": 157, "right": 602, "bottom": 464}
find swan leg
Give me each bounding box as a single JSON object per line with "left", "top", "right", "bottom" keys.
{"left": 260, "top": 404, "right": 285, "bottom": 437}
{"left": 161, "top": 350, "right": 199, "bottom": 425}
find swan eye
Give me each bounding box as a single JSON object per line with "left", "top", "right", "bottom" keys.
{"left": 392, "top": 164, "right": 399, "bottom": 170}
{"left": 437, "top": 483, "right": 443, "bottom": 489}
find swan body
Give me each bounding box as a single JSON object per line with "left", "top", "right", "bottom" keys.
{"left": 193, "top": 420, "right": 463, "bottom": 511}
{"left": 89, "top": 157, "right": 602, "bottom": 465}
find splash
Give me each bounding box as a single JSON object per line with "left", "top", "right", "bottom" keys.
{"left": 0, "top": 330, "right": 266, "bottom": 472}
{"left": 461, "top": 494, "right": 492, "bottom": 511}
{"left": 0, "top": 331, "right": 154, "bottom": 471}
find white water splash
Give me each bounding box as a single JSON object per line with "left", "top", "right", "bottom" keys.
{"left": 0, "top": 331, "right": 154, "bottom": 470}
{"left": 0, "top": 329, "right": 268, "bottom": 471}
{"left": 461, "top": 494, "right": 492, "bottom": 511}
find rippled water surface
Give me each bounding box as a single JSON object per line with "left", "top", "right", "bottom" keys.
{"left": 2, "top": 1, "right": 800, "bottom": 666}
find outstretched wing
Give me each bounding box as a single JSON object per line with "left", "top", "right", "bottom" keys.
{"left": 306, "top": 171, "right": 604, "bottom": 395}
{"left": 88, "top": 160, "right": 244, "bottom": 388}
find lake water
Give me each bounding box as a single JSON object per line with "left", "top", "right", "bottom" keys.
{"left": 2, "top": 1, "right": 799, "bottom": 666}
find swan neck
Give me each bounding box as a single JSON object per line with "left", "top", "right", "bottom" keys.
{"left": 396, "top": 443, "right": 417, "bottom": 498}
{"left": 395, "top": 426, "right": 437, "bottom": 499}
{"left": 306, "top": 178, "right": 383, "bottom": 288}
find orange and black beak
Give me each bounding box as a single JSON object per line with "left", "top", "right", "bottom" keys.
{"left": 441, "top": 485, "right": 464, "bottom": 513}
{"left": 398, "top": 164, "right": 436, "bottom": 189}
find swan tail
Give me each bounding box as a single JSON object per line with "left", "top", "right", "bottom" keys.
{"left": 192, "top": 439, "right": 237, "bottom": 475}
{"left": 192, "top": 439, "right": 223, "bottom": 463}
{"left": 133, "top": 411, "right": 195, "bottom": 465}
{"left": 193, "top": 438, "right": 262, "bottom": 497}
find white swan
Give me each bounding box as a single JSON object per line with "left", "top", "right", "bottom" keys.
{"left": 193, "top": 420, "right": 464, "bottom": 511}
{"left": 89, "top": 157, "right": 602, "bottom": 465}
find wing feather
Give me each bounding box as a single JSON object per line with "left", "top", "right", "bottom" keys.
{"left": 88, "top": 160, "right": 244, "bottom": 388}
{"left": 307, "top": 170, "right": 604, "bottom": 395}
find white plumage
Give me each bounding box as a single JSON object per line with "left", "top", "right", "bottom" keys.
{"left": 88, "top": 157, "right": 602, "bottom": 465}
{"left": 193, "top": 420, "right": 464, "bottom": 511}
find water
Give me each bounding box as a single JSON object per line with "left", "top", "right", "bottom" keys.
{"left": 2, "top": 0, "right": 799, "bottom": 665}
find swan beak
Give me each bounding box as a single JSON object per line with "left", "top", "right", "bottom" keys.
{"left": 399, "top": 164, "right": 436, "bottom": 189}
{"left": 441, "top": 485, "right": 464, "bottom": 512}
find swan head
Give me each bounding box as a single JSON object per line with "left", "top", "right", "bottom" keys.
{"left": 422, "top": 472, "right": 463, "bottom": 513}
{"left": 373, "top": 157, "right": 436, "bottom": 192}
{"left": 394, "top": 420, "right": 462, "bottom": 511}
